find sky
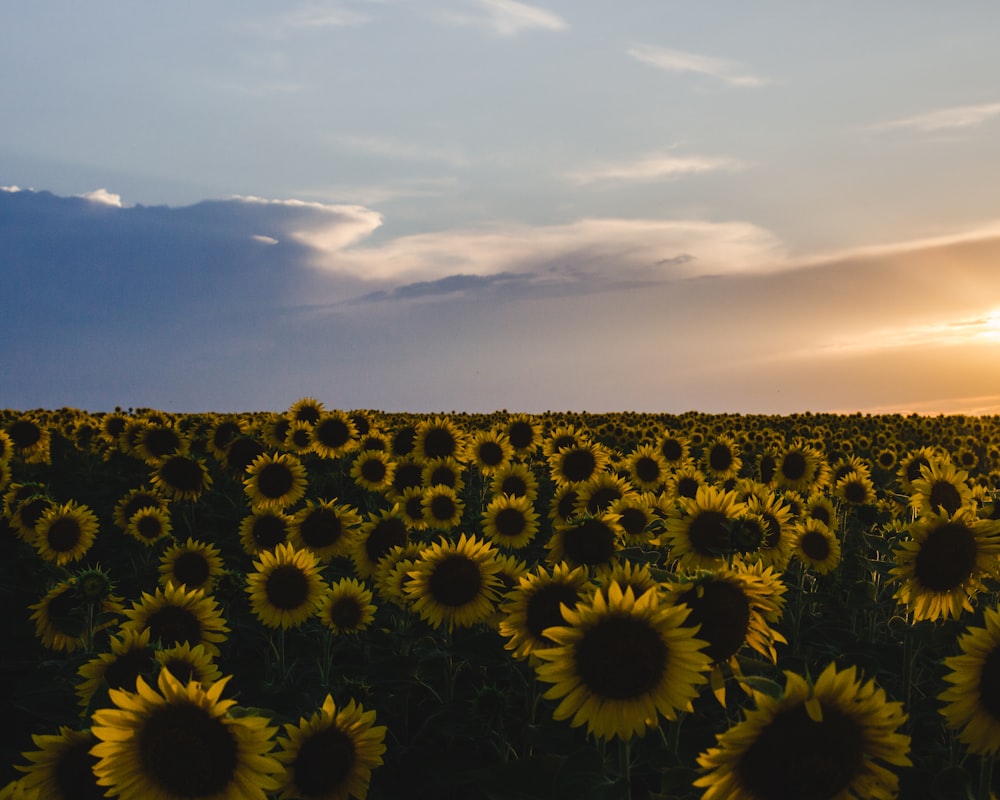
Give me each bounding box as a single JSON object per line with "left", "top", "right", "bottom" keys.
{"left": 3, "top": 1, "right": 1000, "bottom": 415}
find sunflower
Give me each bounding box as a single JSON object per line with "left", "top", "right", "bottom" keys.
{"left": 574, "top": 472, "right": 636, "bottom": 517}
{"left": 665, "top": 464, "right": 708, "bottom": 504}
{"left": 773, "top": 442, "right": 825, "bottom": 492}
{"left": 658, "top": 432, "right": 691, "bottom": 468}
{"left": 126, "top": 506, "right": 173, "bottom": 547}
{"left": 404, "top": 533, "right": 503, "bottom": 632}
{"left": 350, "top": 449, "right": 395, "bottom": 493}
{"left": 246, "top": 542, "right": 327, "bottom": 630}
{"left": 29, "top": 579, "right": 122, "bottom": 654}
{"left": 225, "top": 435, "right": 267, "bottom": 474}
{"left": 667, "top": 560, "right": 787, "bottom": 668}
{"left": 275, "top": 695, "right": 387, "bottom": 800}
{"left": 393, "top": 486, "right": 428, "bottom": 531}
{"left": 284, "top": 420, "right": 315, "bottom": 454}
{"left": 387, "top": 456, "right": 424, "bottom": 498}
{"left": 413, "top": 416, "right": 468, "bottom": 462}
{"left": 939, "top": 604, "right": 1000, "bottom": 754}
{"left": 664, "top": 485, "right": 747, "bottom": 571}
{"left": 592, "top": 559, "right": 660, "bottom": 604}
{"left": 90, "top": 670, "right": 282, "bottom": 800}
{"left": 317, "top": 578, "right": 377, "bottom": 636}
{"left": 239, "top": 508, "right": 292, "bottom": 555}
{"left": 113, "top": 486, "right": 167, "bottom": 530}
{"left": 289, "top": 396, "right": 325, "bottom": 425}
{"left": 542, "top": 424, "right": 587, "bottom": 459}
{"left": 135, "top": 422, "right": 186, "bottom": 464}
{"left": 896, "top": 446, "right": 942, "bottom": 494}
{"left": 834, "top": 469, "right": 877, "bottom": 507}
{"left": 351, "top": 508, "right": 411, "bottom": 579}
{"left": 420, "top": 456, "right": 466, "bottom": 493}
{"left": 373, "top": 544, "right": 424, "bottom": 606}
{"left": 890, "top": 508, "right": 1000, "bottom": 621}
{"left": 548, "top": 484, "right": 581, "bottom": 526}
{"left": 156, "top": 641, "right": 223, "bottom": 687}
{"left": 489, "top": 461, "right": 540, "bottom": 501}
{"left": 694, "top": 663, "right": 911, "bottom": 800}
{"left": 311, "top": 411, "right": 359, "bottom": 459}
{"left": 419, "top": 484, "right": 463, "bottom": 531}
{"left": 624, "top": 444, "right": 669, "bottom": 492}
{"left": 548, "top": 440, "right": 611, "bottom": 487}
{"left": 804, "top": 491, "right": 839, "bottom": 532}
{"left": 120, "top": 583, "right": 229, "bottom": 657}
{"left": 244, "top": 452, "right": 308, "bottom": 511}
{"left": 702, "top": 434, "right": 743, "bottom": 482}
{"left": 468, "top": 429, "right": 513, "bottom": 476}
{"left": 8, "top": 492, "right": 53, "bottom": 542}
{"left": 15, "top": 726, "right": 102, "bottom": 800}
{"left": 505, "top": 414, "right": 542, "bottom": 456}
{"left": 909, "top": 458, "right": 974, "bottom": 517}
{"left": 205, "top": 416, "right": 247, "bottom": 463}
{"left": 0, "top": 778, "right": 38, "bottom": 799}
{"left": 744, "top": 492, "right": 796, "bottom": 570}
{"left": 482, "top": 493, "right": 540, "bottom": 550}
{"left": 532, "top": 583, "right": 711, "bottom": 741}
{"left": 5, "top": 415, "right": 51, "bottom": 463}
{"left": 158, "top": 537, "right": 225, "bottom": 593}
{"left": 32, "top": 500, "right": 99, "bottom": 566}
{"left": 76, "top": 628, "right": 158, "bottom": 711}
{"left": 151, "top": 453, "right": 212, "bottom": 502}
{"left": 793, "top": 518, "right": 842, "bottom": 574}
{"left": 290, "top": 499, "right": 362, "bottom": 562}
{"left": 547, "top": 512, "right": 623, "bottom": 569}
{"left": 499, "top": 563, "right": 595, "bottom": 661}
{"left": 609, "top": 494, "right": 658, "bottom": 545}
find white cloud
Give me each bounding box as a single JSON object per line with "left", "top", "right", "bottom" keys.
{"left": 78, "top": 188, "right": 123, "bottom": 207}
{"left": 1, "top": 185, "right": 22, "bottom": 193}
{"left": 252, "top": 234, "right": 280, "bottom": 245}
{"left": 627, "top": 44, "right": 767, "bottom": 87}
{"left": 869, "top": 101, "right": 1000, "bottom": 132}
{"left": 566, "top": 152, "right": 746, "bottom": 184}
{"left": 439, "top": 0, "right": 567, "bottom": 36}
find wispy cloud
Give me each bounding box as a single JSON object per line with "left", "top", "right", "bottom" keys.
{"left": 869, "top": 101, "right": 1000, "bottom": 132}
{"left": 438, "top": 0, "right": 567, "bottom": 36}
{"left": 280, "top": 4, "right": 371, "bottom": 28}
{"left": 565, "top": 152, "right": 747, "bottom": 185}
{"left": 627, "top": 44, "right": 767, "bottom": 87}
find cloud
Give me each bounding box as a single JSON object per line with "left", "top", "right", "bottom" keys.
{"left": 627, "top": 44, "right": 767, "bottom": 87}
{"left": 438, "top": 0, "right": 568, "bottom": 36}
{"left": 565, "top": 152, "right": 747, "bottom": 184}
{"left": 869, "top": 101, "right": 1000, "bottom": 132}
{"left": 77, "top": 188, "right": 123, "bottom": 207}
{"left": 331, "top": 135, "right": 469, "bottom": 166}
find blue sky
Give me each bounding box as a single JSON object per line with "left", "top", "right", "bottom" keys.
{"left": 3, "top": 1, "right": 1000, "bottom": 414}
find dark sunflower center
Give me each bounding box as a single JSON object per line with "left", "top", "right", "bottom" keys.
{"left": 477, "top": 441, "right": 505, "bottom": 466}
{"left": 736, "top": 702, "right": 864, "bottom": 800}
{"left": 781, "top": 451, "right": 808, "bottom": 481}
{"left": 160, "top": 457, "right": 204, "bottom": 492}
{"left": 661, "top": 439, "right": 684, "bottom": 462}
{"left": 428, "top": 494, "right": 458, "bottom": 522}
{"left": 253, "top": 515, "right": 288, "bottom": 549}
{"left": 46, "top": 517, "right": 83, "bottom": 552}
{"left": 675, "top": 477, "right": 699, "bottom": 499}
{"left": 360, "top": 457, "right": 387, "bottom": 483}
{"left": 393, "top": 462, "right": 423, "bottom": 494}
{"left": 562, "top": 518, "right": 617, "bottom": 565}
{"left": 364, "top": 518, "right": 408, "bottom": 565}
{"left": 799, "top": 530, "right": 831, "bottom": 562}
{"left": 290, "top": 428, "right": 312, "bottom": 449}
{"left": 257, "top": 463, "right": 295, "bottom": 499}
{"left": 18, "top": 497, "right": 50, "bottom": 530}
{"left": 913, "top": 522, "right": 978, "bottom": 591}
{"left": 300, "top": 509, "right": 344, "bottom": 548}
{"left": 391, "top": 426, "right": 416, "bottom": 456}
{"left": 228, "top": 438, "right": 266, "bottom": 473}
{"left": 138, "top": 704, "right": 239, "bottom": 797}
{"left": 135, "top": 514, "right": 165, "bottom": 540}
{"left": 842, "top": 480, "right": 870, "bottom": 504}
{"left": 8, "top": 420, "right": 42, "bottom": 448}
{"left": 878, "top": 451, "right": 896, "bottom": 468}
{"left": 104, "top": 647, "right": 157, "bottom": 690}
{"left": 552, "top": 435, "right": 577, "bottom": 452}
{"left": 810, "top": 504, "right": 832, "bottom": 526}
{"left": 315, "top": 417, "right": 352, "bottom": 448}
{"left": 561, "top": 449, "right": 597, "bottom": 483}
{"left": 328, "top": 596, "right": 363, "bottom": 629}
{"left": 429, "top": 466, "right": 458, "bottom": 487}
{"left": 428, "top": 555, "right": 483, "bottom": 607}
{"left": 906, "top": 456, "right": 930, "bottom": 485}
{"left": 293, "top": 725, "right": 356, "bottom": 797}
{"left": 759, "top": 454, "right": 777, "bottom": 484}
{"left": 122, "top": 494, "right": 161, "bottom": 522}
{"left": 145, "top": 427, "right": 181, "bottom": 457}
{"left": 686, "top": 510, "right": 731, "bottom": 556}
{"left": 500, "top": 475, "right": 528, "bottom": 497}
{"left": 146, "top": 605, "right": 204, "bottom": 648}
{"left": 586, "top": 487, "right": 622, "bottom": 514}
{"left": 729, "top": 518, "right": 764, "bottom": 554}
{"left": 978, "top": 646, "right": 1000, "bottom": 721}
{"left": 619, "top": 507, "right": 649, "bottom": 537}
{"left": 54, "top": 734, "right": 105, "bottom": 800}
{"left": 761, "top": 514, "right": 782, "bottom": 549}
{"left": 708, "top": 444, "right": 734, "bottom": 472}
{"left": 494, "top": 507, "right": 527, "bottom": 538}
{"left": 212, "top": 422, "right": 242, "bottom": 450}
{"left": 423, "top": 428, "right": 457, "bottom": 459}
{"left": 928, "top": 480, "right": 964, "bottom": 515}
{"left": 508, "top": 421, "right": 535, "bottom": 450}
{"left": 295, "top": 405, "right": 322, "bottom": 424}
{"left": 162, "top": 657, "right": 198, "bottom": 683}
{"left": 574, "top": 613, "right": 668, "bottom": 700}
{"left": 556, "top": 490, "right": 579, "bottom": 520}
{"left": 635, "top": 456, "right": 662, "bottom": 484}
{"left": 265, "top": 565, "right": 310, "bottom": 610}
{"left": 173, "top": 552, "right": 211, "bottom": 588}
{"left": 678, "top": 581, "right": 751, "bottom": 662}
{"left": 525, "top": 583, "right": 580, "bottom": 641}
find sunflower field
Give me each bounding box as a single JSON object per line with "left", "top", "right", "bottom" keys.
{"left": 2, "top": 402, "right": 1000, "bottom": 799}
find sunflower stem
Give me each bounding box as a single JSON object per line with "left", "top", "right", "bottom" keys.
{"left": 979, "top": 753, "right": 995, "bottom": 799}
{"left": 618, "top": 736, "right": 632, "bottom": 799}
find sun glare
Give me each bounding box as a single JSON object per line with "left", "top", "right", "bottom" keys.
{"left": 983, "top": 308, "right": 1000, "bottom": 341}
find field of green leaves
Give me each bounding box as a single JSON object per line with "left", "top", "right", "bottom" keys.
{"left": 2, "top": 402, "right": 999, "bottom": 799}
